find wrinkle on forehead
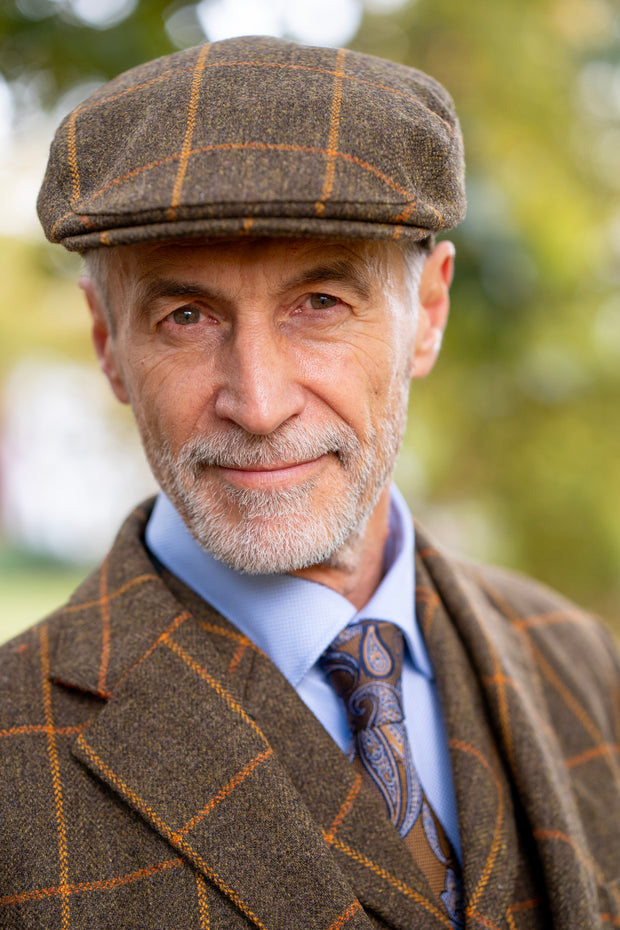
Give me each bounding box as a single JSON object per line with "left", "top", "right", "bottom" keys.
{"left": 87, "top": 235, "right": 422, "bottom": 329}
{"left": 129, "top": 235, "right": 401, "bottom": 271}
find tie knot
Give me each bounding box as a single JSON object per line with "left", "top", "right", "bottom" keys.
{"left": 319, "top": 620, "right": 405, "bottom": 732}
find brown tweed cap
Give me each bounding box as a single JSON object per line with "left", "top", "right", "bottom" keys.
{"left": 37, "top": 35, "right": 466, "bottom": 252}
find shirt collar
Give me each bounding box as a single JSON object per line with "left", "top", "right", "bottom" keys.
{"left": 145, "top": 485, "right": 434, "bottom": 686}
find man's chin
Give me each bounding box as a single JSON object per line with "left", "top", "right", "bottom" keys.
{"left": 178, "top": 494, "right": 376, "bottom": 576}
{"left": 180, "top": 510, "right": 348, "bottom": 575}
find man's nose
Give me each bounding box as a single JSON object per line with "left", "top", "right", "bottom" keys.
{"left": 213, "top": 321, "right": 306, "bottom": 435}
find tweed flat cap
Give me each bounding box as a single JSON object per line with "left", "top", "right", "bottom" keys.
{"left": 37, "top": 35, "right": 466, "bottom": 252}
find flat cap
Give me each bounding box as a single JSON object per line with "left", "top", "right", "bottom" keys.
{"left": 37, "top": 35, "right": 466, "bottom": 252}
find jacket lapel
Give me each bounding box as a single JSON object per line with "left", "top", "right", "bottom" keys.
{"left": 415, "top": 547, "right": 524, "bottom": 927}
{"left": 71, "top": 616, "right": 369, "bottom": 930}
{"left": 415, "top": 526, "right": 599, "bottom": 929}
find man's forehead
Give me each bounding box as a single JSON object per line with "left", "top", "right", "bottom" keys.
{"left": 106, "top": 235, "right": 404, "bottom": 279}
{"left": 93, "top": 236, "right": 416, "bottom": 323}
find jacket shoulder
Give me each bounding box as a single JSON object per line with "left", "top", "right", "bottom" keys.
{"left": 415, "top": 522, "right": 620, "bottom": 733}
{"left": 455, "top": 554, "right": 615, "bottom": 646}
{"left": 452, "top": 552, "right": 620, "bottom": 730}
{"left": 0, "top": 595, "right": 100, "bottom": 732}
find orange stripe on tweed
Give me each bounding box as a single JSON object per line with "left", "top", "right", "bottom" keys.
{"left": 60, "top": 142, "right": 418, "bottom": 211}
{"left": 0, "top": 858, "right": 184, "bottom": 907}
{"left": 328, "top": 900, "right": 363, "bottom": 929}
{"left": 195, "top": 872, "right": 211, "bottom": 929}
{"left": 163, "top": 637, "right": 269, "bottom": 743}
{"left": 324, "top": 773, "right": 363, "bottom": 841}
{"left": 315, "top": 47, "right": 348, "bottom": 216}
{"left": 566, "top": 743, "right": 620, "bottom": 769}
{"left": 450, "top": 739, "right": 506, "bottom": 917}
{"left": 197, "top": 619, "right": 254, "bottom": 648}
{"left": 60, "top": 574, "right": 159, "bottom": 615}
{"left": 65, "top": 59, "right": 458, "bottom": 136}
{"left": 40, "top": 625, "right": 71, "bottom": 929}
{"left": 66, "top": 110, "right": 81, "bottom": 204}
{"left": 0, "top": 723, "right": 87, "bottom": 738}
{"left": 76, "top": 739, "right": 269, "bottom": 930}
{"left": 116, "top": 610, "right": 191, "bottom": 684}
{"left": 533, "top": 828, "right": 603, "bottom": 882}
{"left": 323, "top": 832, "right": 453, "bottom": 927}
{"left": 171, "top": 746, "right": 274, "bottom": 842}
{"left": 97, "top": 555, "right": 111, "bottom": 696}
{"left": 506, "top": 896, "right": 543, "bottom": 929}
{"left": 167, "top": 44, "right": 211, "bottom": 221}
{"left": 227, "top": 641, "right": 248, "bottom": 675}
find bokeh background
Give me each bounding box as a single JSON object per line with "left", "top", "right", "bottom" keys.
{"left": 1, "top": 0, "right": 619, "bottom": 644}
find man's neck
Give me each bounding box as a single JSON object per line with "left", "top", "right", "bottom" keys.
{"left": 290, "top": 486, "right": 392, "bottom": 610}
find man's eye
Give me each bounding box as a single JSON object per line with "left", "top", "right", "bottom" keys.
{"left": 171, "top": 307, "right": 201, "bottom": 325}
{"left": 308, "top": 294, "right": 338, "bottom": 310}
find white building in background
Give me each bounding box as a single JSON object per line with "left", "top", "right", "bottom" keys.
{"left": 1, "top": 358, "right": 156, "bottom": 564}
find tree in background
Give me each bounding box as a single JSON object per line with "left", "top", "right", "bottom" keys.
{"left": 1, "top": 0, "right": 619, "bottom": 624}
{"left": 355, "top": 0, "right": 620, "bottom": 619}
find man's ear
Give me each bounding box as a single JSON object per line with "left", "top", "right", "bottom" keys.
{"left": 79, "top": 276, "right": 130, "bottom": 404}
{"left": 410, "top": 240, "right": 455, "bottom": 379}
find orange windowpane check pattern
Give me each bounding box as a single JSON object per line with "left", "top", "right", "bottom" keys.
{"left": 37, "top": 38, "right": 466, "bottom": 252}
{"left": 0, "top": 500, "right": 619, "bottom": 928}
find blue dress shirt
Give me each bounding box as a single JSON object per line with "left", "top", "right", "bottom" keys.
{"left": 145, "top": 486, "right": 461, "bottom": 859}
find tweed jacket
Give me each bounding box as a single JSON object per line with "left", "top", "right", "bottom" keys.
{"left": 1, "top": 501, "right": 619, "bottom": 930}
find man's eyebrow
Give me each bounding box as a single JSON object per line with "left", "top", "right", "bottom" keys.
{"left": 283, "top": 260, "right": 373, "bottom": 299}
{"left": 132, "top": 278, "right": 226, "bottom": 316}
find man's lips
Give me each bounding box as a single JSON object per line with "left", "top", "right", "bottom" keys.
{"left": 215, "top": 455, "right": 329, "bottom": 489}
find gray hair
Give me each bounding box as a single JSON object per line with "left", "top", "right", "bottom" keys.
{"left": 83, "top": 247, "right": 114, "bottom": 327}
{"left": 398, "top": 238, "right": 431, "bottom": 315}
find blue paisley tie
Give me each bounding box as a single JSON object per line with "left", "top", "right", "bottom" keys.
{"left": 320, "top": 620, "right": 463, "bottom": 927}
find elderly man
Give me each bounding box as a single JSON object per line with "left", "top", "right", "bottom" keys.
{"left": 1, "top": 35, "right": 619, "bottom": 930}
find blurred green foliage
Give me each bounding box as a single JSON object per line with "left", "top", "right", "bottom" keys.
{"left": 356, "top": 0, "right": 620, "bottom": 624}
{"left": 1, "top": 0, "right": 619, "bottom": 629}
{"left": 0, "top": 0, "right": 178, "bottom": 103}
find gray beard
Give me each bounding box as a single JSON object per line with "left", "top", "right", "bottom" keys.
{"left": 142, "top": 390, "right": 408, "bottom": 575}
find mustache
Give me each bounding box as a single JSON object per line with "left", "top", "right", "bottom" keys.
{"left": 174, "top": 422, "right": 362, "bottom": 474}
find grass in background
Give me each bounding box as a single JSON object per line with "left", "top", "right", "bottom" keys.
{"left": 0, "top": 546, "right": 91, "bottom": 645}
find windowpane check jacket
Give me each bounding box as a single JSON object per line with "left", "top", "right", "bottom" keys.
{"left": 1, "top": 501, "right": 619, "bottom": 929}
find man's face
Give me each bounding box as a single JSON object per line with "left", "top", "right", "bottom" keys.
{"left": 87, "top": 237, "right": 446, "bottom": 577}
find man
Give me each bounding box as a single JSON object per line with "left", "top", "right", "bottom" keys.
{"left": 1, "top": 35, "right": 619, "bottom": 930}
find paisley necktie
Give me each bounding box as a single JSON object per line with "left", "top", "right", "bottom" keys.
{"left": 319, "top": 619, "right": 463, "bottom": 927}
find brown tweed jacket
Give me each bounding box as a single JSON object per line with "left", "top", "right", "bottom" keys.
{"left": 1, "top": 501, "right": 619, "bottom": 929}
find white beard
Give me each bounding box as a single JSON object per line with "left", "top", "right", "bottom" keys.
{"left": 142, "top": 381, "right": 410, "bottom": 575}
